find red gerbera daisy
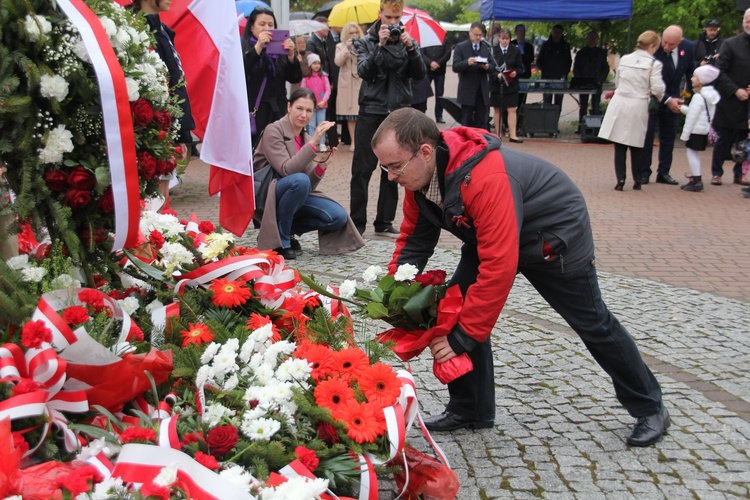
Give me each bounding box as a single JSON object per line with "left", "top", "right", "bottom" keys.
{"left": 357, "top": 362, "right": 401, "bottom": 408}
{"left": 333, "top": 348, "right": 370, "bottom": 381}
{"left": 209, "top": 278, "right": 251, "bottom": 308}
{"left": 339, "top": 400, "right": 386, "bottom": 444}
{"left": 314, "top": 376, "right": 356, "bottom": 418}
{"left": 295, "top": 341, "right": 335, "bottom": 381}
{"left": 180, "top": 322, "right": 214, "bottom": 348}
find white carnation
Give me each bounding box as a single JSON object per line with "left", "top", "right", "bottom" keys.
{"left": 125, "top": 77, "right": 140, "bottom": 101}
{"left": 50, "top": 273, "right": 81, "bottom": 290}
{"left": 394, "top": 263, "right": 419, "bottom": 281}
{"left": 117, "top": 296, "right": 140, "bottom": 315}
{"left": 241, "top": 416, "right": 280, "bottom": 441}
{"left": 144, "top": 299, "right": 164, "bottom": 314}
{"left": 38, "top": 124, "right": 74, "bottom": 164}
{"left": 73, "top": 37, "right": 91, "bottom": 63}
{"left": 339, "top": 279, "right": 357, "bottom": 299}
{"left": 6, "top": 254, "right": 29, "bottom": 270}
{"left": 21, "top": 266, "right": 47, "bottom": 283}
{"left": 25, "top": 15, "right": 52, "bottom": 43}
{"left": 40, "top": 74, "right": 69, "bottom": 102}
{"left": 76, "top": 437, "right": 120, "bottom": 461}
{"left": 111, "top": 28, "right": 130, "bottom": 50}
{"left": 98, "top": 16, "right": 118, "bottom": 38}
{"left": 119, "top": 271, "right": 151, "bottom": 291}
{"left": 362, "top": 265, "right": 383, "bottom": 283}
{"left": 140, "top": 210, "right": 184, "bottom": 237}
{"left": 159, "top": 242, "right": 194, "bottom": 273}
{"left": 153, "top": 464, "right": 178, "bottom": 487}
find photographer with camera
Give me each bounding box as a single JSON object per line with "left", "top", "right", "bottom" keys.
{"left": 453, "top": 22, "right": 496, "bottom": 128}
{"left": 695, "top": 19, "right": 723, "bottom": 67}
{"left": 349, "top": 0, "right": 426, "bottom": 237}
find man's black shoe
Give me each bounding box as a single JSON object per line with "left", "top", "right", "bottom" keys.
{"left": 656, "top": 174, "right": 679, "bottom": 185}
{"left": 290, "top": 237, "right": 302, "bottom": 253}
{"left": 627, "top": 405, "right": 670, "bottom": 447}
{"left": 640, "top": 175, "right": 650, "bottom": 185}
{"left": 741, "top": 186, "right": 750, "bottom": 193}
{"left": 436, "top": 118, "right": 445, "bottom": 124}
{"left": 423, "top": 411, "right": 494, "bottom": 432}
{"left": 273, "top": 247, "right": 296, "bottom": 261}
{"left": 374, "top": 226, "right": 399, "bottom": 238}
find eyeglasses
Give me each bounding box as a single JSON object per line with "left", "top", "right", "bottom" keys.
{"left": 313, "top": 149, "right": 333, "bottom": 164}
{"left": 380, "top": 149, "right": 419, "bottom": 176}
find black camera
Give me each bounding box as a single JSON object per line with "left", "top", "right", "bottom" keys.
{"left": 388, "top": 24, "right": 403, "bottom": 41}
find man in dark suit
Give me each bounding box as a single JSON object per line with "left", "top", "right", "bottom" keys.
{"left": 572, "top": 31, "right": 609, "bottom": 130}
{"left": 422, "top": 35, "right": 452, "bottom": 123}
{"left": 641, "top": 25, "right": 695, "bottom": 185}
{"left": 453, "top": 22, "right": 496, "bottom": 128}
{"left": 307, "top": 17, "right": 340, "bottom": 147}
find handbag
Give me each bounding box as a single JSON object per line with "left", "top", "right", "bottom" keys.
{"left": 253, "top": 163, "right": 279, "bottom": 213}
{"left": 250, "top": 77, "right": 268, "bottom": 135}
{"left": 703, "top": 98, "right": 718, "bottom": 147}
{"left": 731, "top": 139, "right": 749, "bottom": 163}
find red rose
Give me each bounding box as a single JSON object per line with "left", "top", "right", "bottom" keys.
{"left": 63, "top": 189, "right": 92, "bottom": 210}
{"left": 138, "top": 151, "right": 158, "bottom": 180}
{"left": 198, "top": 221, "right": 216, "bottom": 234}
{"left": 294, "top": 446, "right": 320, "bottom": 472}
{"left": 206, "top": 425, "right": 238, "bottom": 457}
{"left": 156, "top": 158, "right": 177, "bottom": 176}
{"left": 67, "top": 166, "right": 96, "bottom": 190}
{"left": 99, "top": 187, "right": 115, "bottom": 213}
{"left": 44, "top": 170, "right": 69, "bottom": 191}
{"left": 154, "top": 109, "right": 172, "bottom": 130}
{"left": 414, "top": 269, "right": 447, "bottom": 287}
{"left": 132, "top": 98, "right": 154, "bottom": 126}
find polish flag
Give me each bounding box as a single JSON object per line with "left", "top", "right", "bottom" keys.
{"left": 158, "top": 0, "right": 255, "bottom": 236}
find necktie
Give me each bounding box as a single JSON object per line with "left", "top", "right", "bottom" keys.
{"left": 666, "top": 51, "right": 675, "bottom": 70}
{"left": 502, "top": 48, "right": 507, "bottom": 55}
{"left": 473, "top": 44, "right": 479, "bottom": 55}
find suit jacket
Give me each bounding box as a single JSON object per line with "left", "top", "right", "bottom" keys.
{"left": 712, "top": 33, "right": 750, "bottom": 130}
{"left": 653, "top": 39, "right": 695, "bottom": 102}
{"left": 422, "top": 36, "right": 452, "bottom": 76}
{"left": 511, "top": 39, "right": 535, "bottom": 79}
{"left": 453, "top": 40, "right": 496, "bottom": 106}
{"left": 490, "top": 44, "right": 523, "bottom": 94}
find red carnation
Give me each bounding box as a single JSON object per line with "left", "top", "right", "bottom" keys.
{"left": 138, "top": 151, "right": 158, "bottom": 180}
{"left": 62, "top": 305, "right": 89, "bottom": 326}
{"left": 99, "top": 187, "right": 115, "bottom": 213}
{"left": 67, "top": 166, "right": 96, "bottom": 191}
{"left": 63, "top": 189, "right": 92, "bottom": 210}
{"left": 12, "top": 432, "right": 29, "bottom": 456}
{"left": 149, "top": 230, "right": 165, "bottom": 249}
{"left": 12, "top": 378, "right": 40, "bottom": 396}
{"left": 154, "top": 110, "right": 173, "bottom": 130}
{"left": 315, "top": 422, "right": 340, "bottom": 445}
{"left": 206, "top": 425, "right": 238, "bottom": 457}
{"left": 161, "top": 208, "right": 177, "bottom": 217}
{"left": 78, "top": 289, "right": 105, "bottom": 312}
{"left": 194, "top": 451, "right": 220, "bottom": 470}
{"left": 21, "top": 320, "right": 53, "bottom": 349}
{"left": 44, "top": 170, "right": 69, "bottom": 191}
{"left": 414, "top": 269, "right": 447, "bottom": 287}
{"left": 198, "top": 221, "right": 216, "bottom": 234}
{"left": 120, "top": 426, "right": 157, "bottom": 444}
{"left": 294, "top": 446, "right": 320, "bottom": 472}
{"left": 139, "top": 482, "right": 171, "bottom": 500}
{"left": 132, "top": 98, "right": 154, "bottom": 126}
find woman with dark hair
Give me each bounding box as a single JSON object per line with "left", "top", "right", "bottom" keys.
{"left": 243, "top": 7, "right": 302, "bottom": 147}
{"left": 132, "top": 0, "right": 195, "bottom": 206}
{"left": 253, "top": 89, "right": 364, "bottom": 260}
{"left": 490, "top": 28, "right": 524, "bottom": 143}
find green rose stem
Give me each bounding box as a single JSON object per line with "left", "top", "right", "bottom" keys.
{"left": 299, "top": 272, "right": 359, "bottom": 306}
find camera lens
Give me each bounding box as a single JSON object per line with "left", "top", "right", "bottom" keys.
{"left": 388, "top": 25, "right": 402, "bottom": 39}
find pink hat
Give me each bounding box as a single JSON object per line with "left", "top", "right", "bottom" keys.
{"left": 693, "top": 65, "right": 719, "bottom": 85}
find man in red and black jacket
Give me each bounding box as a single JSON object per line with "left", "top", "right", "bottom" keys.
{"left": 371, "top": 108, "right": 668, "bottom": 447}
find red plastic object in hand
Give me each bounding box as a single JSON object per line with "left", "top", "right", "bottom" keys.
{"left": 392, "top": 446, "right": 460, "bottom": 500}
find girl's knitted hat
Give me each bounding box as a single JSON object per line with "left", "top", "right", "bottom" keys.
{"left": 693, "top": 64, "right": 719, "bottom": 85}
{"left": 307, "top": 53, "right": 321, "bottom": 66}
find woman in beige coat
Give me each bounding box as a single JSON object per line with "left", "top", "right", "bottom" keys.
{"left": 599, "top": 31, "right": 666, "bottom": 191}
{"left": 253, "top": 88, "right": 364, "bottom": 259}
{"left": 335, "top": 22, "right": 363, "bottom": 152}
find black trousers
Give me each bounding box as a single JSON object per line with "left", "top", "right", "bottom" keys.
{"left": 711, "top": 126, "right": 745, "bottom": 178}
{"left": 460, "top": 89, "right": 488, "bottom": 129}
{"left": 579, "top": 91, "right": 602, "bottom": 122}
{"left": 643, "top": 105, "right": 678, "bottom": 179}
{"left": 326, "top": 87, "right": 339, "bottom": 147}
{"left": 350, "top": 112, "right": 399, "bottom": 232}
{"left": 444, "top": 244, "right": 663, "bottom": 422}
{"left": 614, "top": 143, "right": 644, "bottom": 182}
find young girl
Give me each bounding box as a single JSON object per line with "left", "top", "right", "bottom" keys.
{"left": 301, "top": 53, "right": 331, "bottom": 151}
{"left": 679, "top": 64, "right": 720, "bottom": 192}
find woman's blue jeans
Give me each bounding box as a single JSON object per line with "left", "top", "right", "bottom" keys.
{"left": 275, "top": 172, "right": 348, "bottom": 248}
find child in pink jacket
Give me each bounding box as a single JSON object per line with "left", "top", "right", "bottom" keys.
{"left": 301, "top": 53, "right": 331, "bottom": 150}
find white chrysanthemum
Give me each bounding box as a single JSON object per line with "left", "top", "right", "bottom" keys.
{"left": 263, "top": 476, "right": 329, "bottom": 500}
{"left": 195, "top": 365, "right": 213, "bottom": 388}
{"left": 212, "top": 351, "right": 239, "bottom": 378}
{"left": 6, "top": 254, "right": 29, "bottom": 270}
{"left": 49, "top": 273, "right": 81, "bottom": 291}
{"left": 275, "top": 357, "right": 312, "bottom": 383}
{"left": 40, "top": 74, "right": 69, "bottom": 102}
{"left": 119, "top": 270, "right": 151, "bottom": 291}
{"left": 219, "top": 337, "right": 240, "bottom": 356}
{"left": 362, "top": 265, "right": 384, "bottom": 283}
{"left": 139, "top": 210, "right": 184, "bottom": 238}
{"left": 202, "top": 403, "right": 235, "bottom": 428}
{"left": 117, "top": 296, "right": 140, "bottom": 315}
{"left": 223, "top": 373, "right": 239, "bottom": 391}
{"left": 267, "top": 381, "right": 293, "bottom": 403}
{"left": 241, "top": 416, "right": 280, "bottom": 441}
{"left": 125, "top": 77, "right": 140, "bottom": 101}
{"left": 338, "top": 279, "right": 357, "bottom": 299}
{"left": 159, "top": 242, "right": 194, "bottom": 273}
{"left": 90, "top": 477, "right": 127, "bottom": 499}
{"left": 38, "top": 124, "right": 74, "bottom": 164}
{"left": 200, "top": 342, "right": 221, "bottom": 364}
{"left": 98, "top": 16, "right": 117, "bottom": 38}
{"left": 144, "top": 299, "right": 164, "bottom": 314}
{"left": 21, "top": 266, "right": 47, "bottom": 283}
{"left": 219, "top": 464, "right": 255, "bottom": 489}
{"left": 253, "top": 363, "right": 274, "bottom": 385}
{"left": 153, "top": 464, "right": 178, "bottom": 487}
{"left": 262, "top": 340, "right": 295, "bottom": 366}
{"left": 72, "top": 37, "right": 91, "bottom": 63}
{"left": 394, "top": 263, "right": 419, "bottom": 281}
{"left": 248, "top": 322, "right": 275, "bottom": 345}
{"left": 199, "top": 232, "right": 234, "bottom": 261}
{"left": 25, "top": 14, "right": 52, "bottom": 42}
{"left": 76, "top": 437, "right": 121, "bottom": 461}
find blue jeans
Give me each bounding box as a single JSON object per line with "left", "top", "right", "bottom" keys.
{"left": 307, "top": 108, "right": 328, "bottom": 147}
{"left": 275, "top": 172, "right": 347, "bottom": 247}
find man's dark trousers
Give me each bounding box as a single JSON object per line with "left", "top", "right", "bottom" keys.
{"left": 429, "top": 72, "right": 446, "bottom": 121}
{"left": 642, "top": 104, "right": 678, "bottom": 179}
{"left": 711, "top": 126, "right": 744, "bottom": 178}
{"left": 444, "top": 245, "right": 663, "bottom": 421}
{"left": 460, "top": 90, "right": 488, "bottom": 129}
{"left": 350, "top": 112, "right": 398, "bottom": 232}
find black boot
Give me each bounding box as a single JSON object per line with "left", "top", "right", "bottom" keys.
{"left": 614, "top": 180, "right": 625, "bottom": 191}
{"left": 681, "top": 175, "right": 704, "bottom": 192}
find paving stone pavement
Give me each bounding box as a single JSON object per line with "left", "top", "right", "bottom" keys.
{"left": 171, "top": 72, "right": 750, "bottom": 497}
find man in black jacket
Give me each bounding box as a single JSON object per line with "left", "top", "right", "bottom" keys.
{"left": 453, "top": 22, "right": 496, "bottom": 128}
{"left": 422, "top": 35, "right": 452, "bottom": 123}
{"left": 349, "top": 0, "right": 426, "bottom": 237}
{"left": 572, "top": 31, "right": 609, "bottom": 130}
{"left": 694, "top": 18, "right": 723, "bottom": 67}
{"left": 711, "top": 9, "right": 750, "bottom": 188}
{"left": 536, "top": 24, "right": 572, "bottom": 109}
{"left": 307, "top": 17, "right": 340, "bottom": 148}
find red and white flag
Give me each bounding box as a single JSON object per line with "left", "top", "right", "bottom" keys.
{"left": 160, "top": 0, "right": 255, "bottom": 236}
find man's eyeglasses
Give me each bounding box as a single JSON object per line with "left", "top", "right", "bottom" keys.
{"left": 380, "top": 150, "right": 419, "bottom": 176}
{"left": 313, "top": 149, "right": 333, "bottom": 164}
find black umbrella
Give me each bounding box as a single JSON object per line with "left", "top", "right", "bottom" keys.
{"left": 290, "top": 11, "right": 315, "bottom": 20}
{"left": 314, "top": 0, "right": 342, "bottom": 19}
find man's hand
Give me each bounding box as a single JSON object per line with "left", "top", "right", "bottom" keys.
{"left": 666, "top": 98, "right": 683, "bottom": 113}
{"left": 430, "top": 61, "right": 440, "bottom": 71}
{"left": 399, "top": 31, "right": 414, "bottom": 49}
{"left": 378, "top": 25, "right": 390, "bottom": 47}
{"left": 429, "top": 336, "right": 457, "bottom": 363}
{"left": 736, "top": 88, "right": 749, "bottom": 101}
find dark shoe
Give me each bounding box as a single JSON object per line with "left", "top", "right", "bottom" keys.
{"left": 742, "top": 186, "right": 750, "bottom": 193}
{"left": 680, "top": 176, "right": 704, "bottom": 192}
{"left": 423, "top": 411, "right": 494, "bottom": 432}
{"left": 744, "top": 191, "right": 750, "bottom": 198}
{"left": 436, "top": 118, "right": 445, "bottom": 124}
{"left": 509, "top": 137, "right": 524, "bottom": 143}
{"left": 289, "top": 237, "right": 302, "bottom": 253}
{"left": 656, "top": 174, "right": 678, "bottom": 185}
{"left": 273, "top": 247, "right": 296, "bottom": 260}
{"left": 614, "top": 180, "right": 625, "bottom": 191}
{"left": 711, "top": 175, "right": 722, "bottom": 186}
{"left": 374, "top": 226, "right": 399, "bottom": 238}
{"left": 735, "top": 176, "right": 750, "bottom": 185}
{"left": 633, "top": 182, "right": 641, "bottom": 190}
{"left": 640, "top": 175, "right": 650, "bottom": 184}
{"left": 627, "top": 405, "right": 670, "bottom": 447}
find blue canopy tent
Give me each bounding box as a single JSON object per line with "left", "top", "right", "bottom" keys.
{"left": 480, "top": 0, "right": 632, "bottom": 21}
